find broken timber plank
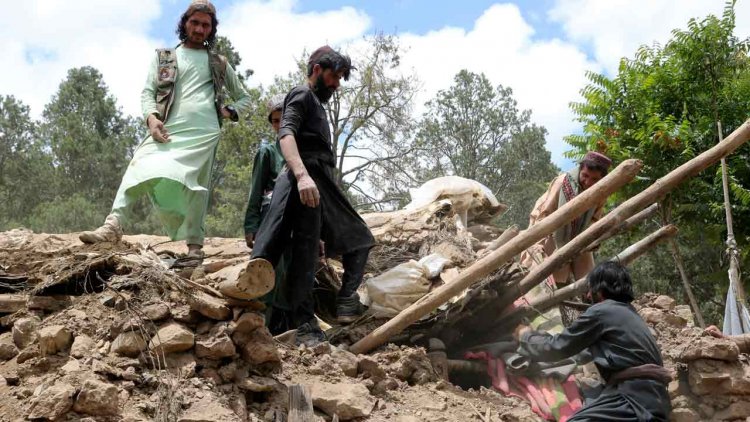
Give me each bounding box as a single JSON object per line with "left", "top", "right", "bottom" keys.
{"left": 350, "top": 159, "right": 643, "bottom": 354}
{"left": 288, "top": 384, "right": 316, "bottom": 422}
{"left": 0, "top": 294, "right": 27, "bottom": 313}
{"left": 492, "top": 119, "right": 750, "bottom": 320}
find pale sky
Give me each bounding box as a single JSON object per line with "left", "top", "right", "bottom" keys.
{"left": 4, "top": 0, "right": 750, "bottom": 167}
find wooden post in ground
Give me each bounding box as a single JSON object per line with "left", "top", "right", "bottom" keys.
{"left": 348, "top": 159, "right": 643, "bottom": 354}
{"left": 288, "top": 384, "right": 315, "bottom": 422}
{"left": 584, "top": 203, "right": 659, "bottom": 252}
{"left": 501, "top": 224, "right": 678, "bottom": 324}
{"left": 489, "top": 120, "right": 750, "bottom": 324}
{"left": 667, "top": 238, "right": 706, "bottom": 328}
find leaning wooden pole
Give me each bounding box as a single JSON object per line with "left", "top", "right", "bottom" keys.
{"left": 490, "top": 120, "right": 750, "bottom": 319}
{"left": 349, "top": 159, "right": 643, "bottom": 354}
{"left": 584, "top": 203, "right": 659, "bottom": 252}
{"left": 667, "top": 238, "right": 706, "bottom": 328}
{"left": 501, "top": 224, "right": 678, "bottom": 324}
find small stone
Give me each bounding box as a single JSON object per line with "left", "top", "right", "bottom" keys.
{"left": 73, "top": 379, "right": 120, "bottom": 416}
{"left": 112, "top": 331, "right": 148, "bottom": 358}
{"left": 16, "top": 348, "right": 39, "bottom": 364}
{"left": 100, "top": 293, "right": 117, "bottom": 307}
{"left": 653, "top": 295, "right": 676, "bottom": 311}
{"left": 27, "top": 382, "right": 76, "bottom": 420}
{"left": 38, "top": 325, "right": 73, "bottom": 356}
{"left": 172, "top": 305, "right": 201, "bottom": 324}
{"left": 188, "top": 291, "right": 231, "bottom": 321}
{"left": 71, "top": 334, "right": 95, "bottom": 359}
{"left": 141, "top": 302, "right": 171, "bottom": 321}
{"left": 311, "top": 382, "right": 376, "bottom": 420}
{"left": 358, "top": 356, "right": 386, "bottom": 381}
{"left": 715, "top": 400, "right": 750, "bottom": 420}
{"left": 312, "top": 342, "right": 332, "bottom": 355}
{"left": 165, "top": 353, "right": 197, "bottom": 377}
{"left": 12, "top": 316, "right": 41, "bottom": 349}
{"left": 67, "top": 309, "right": 88, "bottom": 320}
{"left": 0, "top": 332, "right": 19, "bottom": 361}
{"left": 233, "top": 312, "right": 265, "bottom": 334}
{"left": 149, "top": 323, "right": 195, "bottom": 355}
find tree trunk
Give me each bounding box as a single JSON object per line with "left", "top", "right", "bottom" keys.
{"left": 349, "top": 159, "right": 644, "bottom": 354}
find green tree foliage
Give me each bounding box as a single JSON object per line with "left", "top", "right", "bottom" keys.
{"left": 414, "top": 70, "right": 559, "bottom": 227}
{"left": 567, "top": 3, "right": 750, "bottom": 323}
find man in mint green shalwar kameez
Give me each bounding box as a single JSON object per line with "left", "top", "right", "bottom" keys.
{"left": 79, "top": 0, "right": 251, "bottom": 258}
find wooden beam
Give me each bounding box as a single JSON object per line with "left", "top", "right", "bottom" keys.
{"left": 0, "top": 294, "right": 27, "bottom": 313}
{"left": 349, "top": 159, "right": 643, "bottom": 354}
{"left": 584, "top": 203, "right": 659, "bottom": 252}
{"left": 502, "top": 224, "right": 678, "bottom": 323}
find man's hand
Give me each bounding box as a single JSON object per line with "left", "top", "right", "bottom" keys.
{"left": 514, "top": 324, "right": 531, "bottom": 341}
{"left": 147, "top": 115, "right": 170, "bottom": 143}
{"left": 221, "top": 107, "right": 232, "bottom": 119}
{"left": 245, "top": 233, "right": 255, "bottom": 249}
{"left": 704, "top": 325, "right": 725, "bottom": 339}
{"left": 297, "top": 174, "right": 320, "bottom": 208}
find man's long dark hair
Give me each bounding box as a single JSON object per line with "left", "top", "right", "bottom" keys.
{"left": 587, "top": 261, "right": 635, "bottom": 303}
{"left": 176, "top": 4, "right": 218, "bottom": 50}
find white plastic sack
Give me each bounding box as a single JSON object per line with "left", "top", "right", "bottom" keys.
{"left": 366, "top": 260, "right": 431, "bottom": 317}
{"left": 404, "top": 176, "right": 500, "bottom": 211}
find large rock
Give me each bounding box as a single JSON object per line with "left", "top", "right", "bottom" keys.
{"left": 332, "top": 347, "right": 359, "bottom": 377}
{"left": 178, "top": 395, "right": 241, "bottom": 422}
{"left": 27, "top": 382, "right": 76, "bottom": 420}
{"left": 639, "top": 308, "right": 687, "bottom": 328}
{"left": 149, "top": 323, "right": 195, "bottom": 355}
{"left": 196, "top": 332, "right": 236, "bottom": 360}
{"left": 652, "top": 295, "right": 676, "bottom": 311}
{"left": 188, "top": 291, "right": 231, "bottom": 321}
{"left": 232, "top": 327, "right": 280, "bottom": 367}
{"left": 714, "top": 400, "right": 750, "bottom": 420}
{"left": 310, "top": 382, "right": 375, "bottom": 420}
{"left": 141, "top": 302, "right": 171, "bottom": 321}
{"left": 73, "top": 379, "right": 120, "bottom": 416}
{"left": 678, "top": 337, "right": 740, "bottom": 362}
{"left": 0, "top": 332, "right": 19, "bottom": 361}
{"left": 688, "top": 359, "right": 750, "bottom": 395}
{"left": 112, "top": 331, "right": 149, "bottom": 358}
{"left": 38, "top": 325, "right": 73, "bottom": 356}
{"left": 12, "top": 316, "right": 40, "bottom": 349}
{"left": 70, "top": 334, "right": 95, "bottom": 359}
{"left": 234, "top": 312, "right": 265, "bottom": 334}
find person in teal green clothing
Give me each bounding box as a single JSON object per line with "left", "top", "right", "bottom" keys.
{"left": 244, "top": 95, "right": 292, "bottom": 334}
{"left": 79, "top": 0, "right": 252, "bottom": 260}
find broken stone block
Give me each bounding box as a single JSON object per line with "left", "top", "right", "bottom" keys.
{"left": 0, "top": 332, "right": 19, "bottom": 361}
{"left": 678, "top": 337, "right": 739, "bottom": 362}
{"left": 670, "top": 408, "right": 700, "bottom": 422}
{"left": 177, "top": 394, "right": 242, "bottom": 422}
{"left": 61, "top": 358, "right": 82, "bottom": 374}
{"left": 639, "top": 308, "right": 687, "bottom": 328}
{"left": 358, "top": 356, "right": 387, "bottom": 381}
{"left": 195, "top": 333, "right": 236, "bottom": 360}
{"left": 714, "top": 400, "right": 750, "bottom": 420}
{"left": 71, "top": 334, "right": 95, "bottom": 359}
{"left": 165, "top": 353, "right": 197, "bottom": 377}
{"left": 16, "top": 348, "right": 39, "bottom": 364}
{"left": 232, "top": 327, "right": 280, "bottom": 367}
{"left": 149, "top": 323, "right": 195, "bottom": 355}
{"left": 652, "top": 295, "right": 676, "bottom": 311}
{"left": 332, "top": 347, "right": 359, "bottom": 377}
{"left": 311, "top": 382, "right": 375, "bottom": 420}
{"left": 73, "top": 379, "right": 120, "bottom": 416}
{"left": 188, "top": 291, "right": 231, "bottom": 321}
{"left": 12, "top": 316, "right": 40, "bottom": 349}
{"left": 27, "top": 295, "right": 72, "bottom": 312}
{"left": 233, "top": 312, "right": 264, "bottom": 334}
{"left": 674, "top": 305, "right": 695, "bottom": 327}
{"left": 112, "top": 331, "right": 148, "bottom": 358}
{"left": 38, "top": 325, "right": 73, "bottom": 356}
{"left": 688, "top": 359, "right": 750, "bottom": 395}
{"left": 172, "top": 305, "right": 201, "bottom": 325}
{"left": 27, "top": 382, "right": 76, "bottom": 420}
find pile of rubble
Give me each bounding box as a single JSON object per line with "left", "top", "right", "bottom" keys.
{"left": 634, "top": 294, "right": 750, "bottom": 421}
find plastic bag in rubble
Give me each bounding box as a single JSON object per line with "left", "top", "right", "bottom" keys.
{"left": 366, "top": 253, "right": 449, "bottom": 317}
{"left": 404, "top": 176, "right": 501, "bottom": 211}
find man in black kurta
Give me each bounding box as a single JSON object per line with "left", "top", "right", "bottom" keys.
{"left": 516, "top": 261, "right": 671, "bottom": 421}
{"left": 250, "top": 46, "right": 375, "bottom": 345}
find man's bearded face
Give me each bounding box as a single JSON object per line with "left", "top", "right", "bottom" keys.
{"left": 185, "top": 12, "right": 212, "bottom": 47}
{"left": 312, "top": 69, "right": 344, "bottom": 103}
